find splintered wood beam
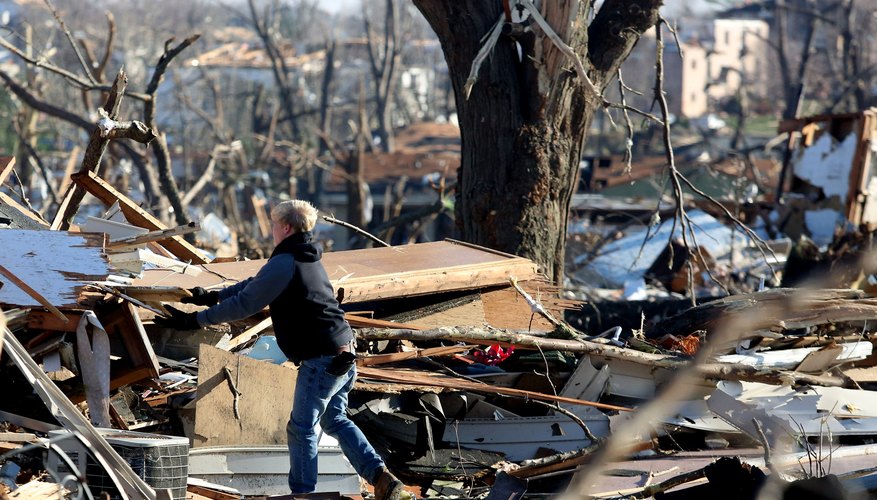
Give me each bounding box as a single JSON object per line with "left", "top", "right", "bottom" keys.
{"left": 0, "top": 156, "right": 15, "bottom": 186}
{"left": 251, "top": 195, "right": 271, "bottom": 239}
{"left": 57, "top": 146, "right": 81, "bottom": 194}
{"left": 106, "top": 222, "right": 201, "bottom": 249}
{"left": 116, "top": 286, "right": 192, "bottom": 304}
{"left": 72, "top": 169, "right": 208, "bottom": 264}
{"left": 223, "top": 316, "right": 273, "bottom": 350}
{"left": 345, "top": 314, "right": 425, "bottom": 330}
{"left": 50, "top": 188, "right": 76, "bottom": 230}
{"left": 0, "top": 265, "right": 68, "bottom": 323}
{"left": 358, "top": 345, "right": 472, "bottom": 366}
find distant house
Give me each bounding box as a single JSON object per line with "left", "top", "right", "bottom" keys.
{"left": 183, "top": 36, "right": 447, "bottom": 136}
{"left": 617, "top": 17, "right": 770, "bottom": 118}
{"left": 663, "top": 40, "right": 710, "bottom": 118}
{"left": 707, "top": 18, "right": 770, "bottom": 105}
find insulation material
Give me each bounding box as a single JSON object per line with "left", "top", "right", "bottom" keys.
{"left": 672, "top": 381, "right": 877, "bottom": 437}
{"left": 716, "top": 341, "right": 872, "bottom": 371}
{"left": 792, "top": 132, "right": 858, "bottom": 200}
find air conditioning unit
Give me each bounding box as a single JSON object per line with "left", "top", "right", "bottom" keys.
{"left": 45, "top": 428, "right": 189, "bottom": 500}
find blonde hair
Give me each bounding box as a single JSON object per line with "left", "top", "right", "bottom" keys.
{"left": 271, "top": 200, "right": 318, "bottom": 233}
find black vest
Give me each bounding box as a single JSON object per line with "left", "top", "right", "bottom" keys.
{"left": 268, "top": 232, "right": 353, "bottom": 363}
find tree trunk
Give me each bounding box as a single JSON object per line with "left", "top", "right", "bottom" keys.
{"left": 413, "top": 0, "right": 660, "bottom": 283}
{"left": 314, "top": 39, "right": 336, "bottom": 208}
{"left": 143, "top": 35, "right": 200, "bottom": 227}
{"left": 365, "top": 0, "right": 401, "bottom": 153}
{"left": 346, "top": 82, "right": 369, "bottom": 245}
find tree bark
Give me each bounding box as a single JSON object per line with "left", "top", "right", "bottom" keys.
{"left": 14, "top": 25, "right": 36, "bottom": 198}
{"left": 248, "top": 0, "right": 300, "bottom": 141}
{"left": 412, "top": 1, "right": 661, "bottom": 282}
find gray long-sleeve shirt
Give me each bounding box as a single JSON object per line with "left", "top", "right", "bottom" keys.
{"left": 195, "top": 253, "right": 295, "bottom": 326}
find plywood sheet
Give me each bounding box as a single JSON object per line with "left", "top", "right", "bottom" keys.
{"left": 481, "top": 285, "right": 555, "bottom": 331}
{"left": 0, "top": 230, "right": 109, "bottom": 308}
{"left": 129, "top": 240, "right": 541, "bottom": 304}
{"left": 193, "top": 344, "right": 297, "bottom": 447}
{"left": 409, "top": 297, "right": 487, "bottom": 329}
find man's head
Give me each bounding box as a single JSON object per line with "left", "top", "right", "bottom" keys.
{"left": 271, "top": 200, "right": 318, "bottom": 245}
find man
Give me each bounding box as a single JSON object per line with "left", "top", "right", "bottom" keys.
{"left": 157, "top": 200, "right": 408, "bottom": 499}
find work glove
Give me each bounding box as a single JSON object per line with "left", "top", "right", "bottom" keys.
{"left": 155, "top": 305, "right": 201, "bottom": 330}
{"left": 180, "top": 286, "right": 219, "bottom": 306}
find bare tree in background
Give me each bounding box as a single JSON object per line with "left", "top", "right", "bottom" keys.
{"left": 313, "top": 39, "right": 337, "bottom": 207}
{"left": 363, "top": 0, "right": 403, "bottom": 153}
{"left": 827, "top": 0, "right": 876, "bottom": 112}
{"left": 0, "top": 0, "right": 214, "bottom": 225}
{"left": 247, "top": 0, "right": 302, "bottom": 141}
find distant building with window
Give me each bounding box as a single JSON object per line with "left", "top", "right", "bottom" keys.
{"left": 707, "top": 19, "right": 770, "bottom": 105}
{"left": 616, "top": 17, "right": 770, "bottom": 118}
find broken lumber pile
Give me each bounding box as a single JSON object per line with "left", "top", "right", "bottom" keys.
{"left": 4, "top": 186, "right": 877, "bottom": 498}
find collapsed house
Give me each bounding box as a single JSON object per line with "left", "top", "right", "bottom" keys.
{"left": 776, "top": 108, "right": 877, "bottom": 243}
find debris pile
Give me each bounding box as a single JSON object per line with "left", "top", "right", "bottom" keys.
{"left": 3, "top": 112, "right": 877, "bottom": 499}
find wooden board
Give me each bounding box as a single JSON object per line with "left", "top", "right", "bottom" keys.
{"left": 26, "top": 310, "right": 84, "bottom": 332}
{"left": 72, "top": 170, "right": 208, "bottom": 264}
{"left": 407, "top": 296, "right": 486, "bottom": 328}
{"left": 193, "top": 344, "right": 297, "bottom": 447}
{"left": 0, "top": 156, "right": 15, "bottom": 185}
{"left": 481, "top": 285, "right": 556, "bottom": 331}
{"left": 129, "top": 240, "right": 541, "bottom": 304}
{"left": 0, "top": 230, "right": 110, "bottom": 308}
{"left": 98, "top": 301, "right": 160, "bottom": 382}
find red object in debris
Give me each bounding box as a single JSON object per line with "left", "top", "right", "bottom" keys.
{"left": 657, "top": 333, "right": 701, "bottom": 356}
{"left": 472, "top": 344, "right": 514, "bottom": 365}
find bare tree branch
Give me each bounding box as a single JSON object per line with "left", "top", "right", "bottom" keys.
{"left": 143, "top": 34, "right": 201, "bottom": 227}
{"left": 43, "top": 0, "right": 99, "bottom": 86}
{"left": 322, "top": 214, "right": 390, "bottom": 247}
{"left": 56, "top": 69, "right": 129, "bottom": 230}
{"left": 0, "top": 35, "right": 150, "bottom": 101}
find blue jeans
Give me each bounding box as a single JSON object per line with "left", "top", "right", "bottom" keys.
{"left": 287, "top": 354, "right": 385, "bottom": 493}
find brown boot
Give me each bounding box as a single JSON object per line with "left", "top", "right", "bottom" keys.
{"left": 373, "top": 467, "right": 408, "bottom": 500}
